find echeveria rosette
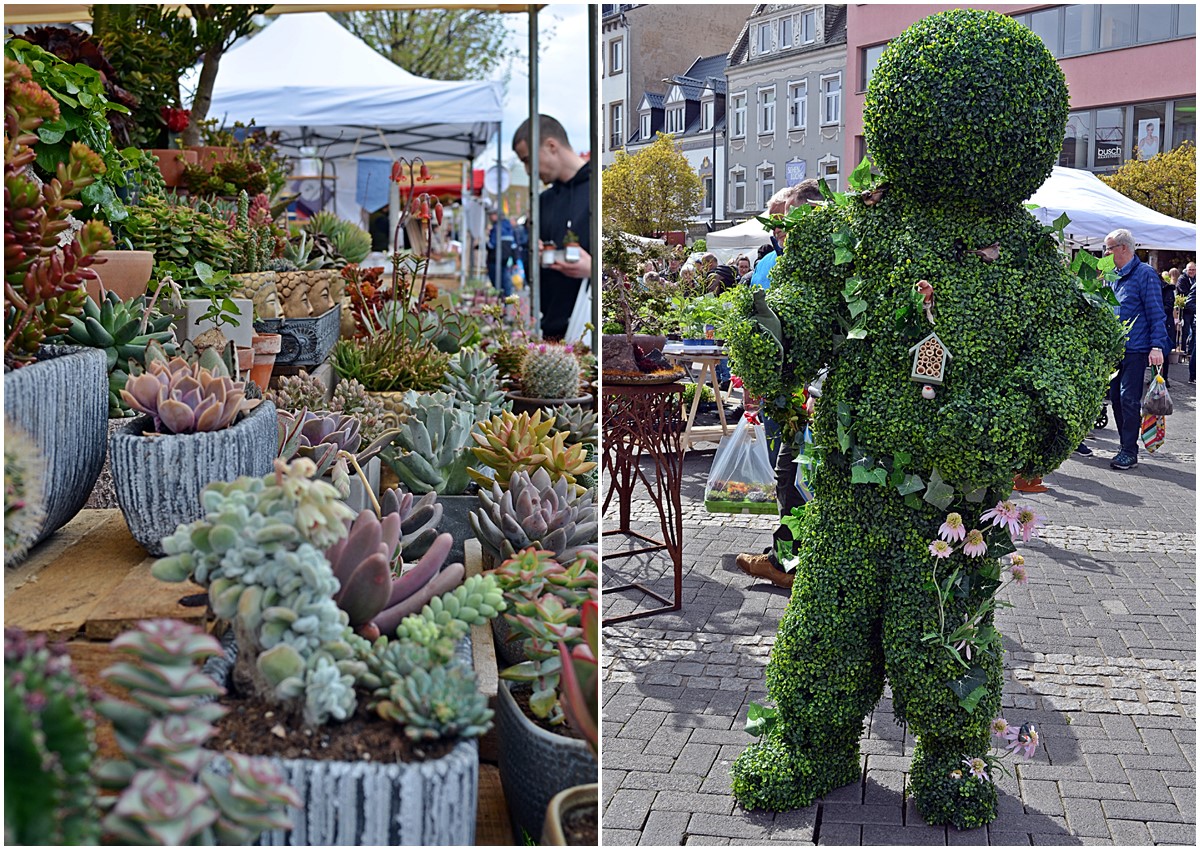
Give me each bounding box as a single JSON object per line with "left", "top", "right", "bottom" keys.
{"left": 121, "top": 356, "right": 255, "bottom": 434}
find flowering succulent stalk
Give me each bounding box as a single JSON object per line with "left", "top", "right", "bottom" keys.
{"left": 4, "top": 627, "right": 101, "bottom": 845}
{"left": 120, "top": 356, "right": 257, "bottom": 434}
{"left": 92, "top": 619, "right": 299, "bottom": 845}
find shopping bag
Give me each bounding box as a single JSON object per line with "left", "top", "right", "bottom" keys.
{"left": 705, "top": 411, "right": 778, "bottom": 514}
{"left": 1140, "top": 414, "right": 1166, "bottom": 453}
{"left": 793, "top": 425, "right": 815, "bottom": 503}
{"left": 1141, "top": 368, "right": 1173, "bottom": 416}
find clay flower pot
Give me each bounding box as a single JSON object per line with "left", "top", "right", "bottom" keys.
{"left": 235, "top": 345, "right": 255, "bottom": 379}
{"left": 542, "top": 783, "right": 598, "bottom": 846}
{"left": 87, "top": 250, "right": 155, "bottom": 302}
{"left": 145, "top": 148, "right": 197, "bottom": 187}
{"left": 250, "top": 332, "right": 281, "bottom": 390}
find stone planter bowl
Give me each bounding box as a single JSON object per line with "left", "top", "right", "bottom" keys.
{"left": 542, "top": 783, "right": 598, "bottom": 846}
{"left": 110, "top": 400, "right": 278, "bottom": 555}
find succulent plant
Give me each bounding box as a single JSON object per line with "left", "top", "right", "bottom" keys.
{"left": 152, "top": 459, "right": 361, "bottom": 726}
{"left": 490, "top": 339, "right": 529, "bottom": 383}
{"left": 53, "top": 289, "right": 177, "bottom": 416}
{"left": 379, "top": 390, "right": 490, "bottom": 496}
{"left": 276, "top": 408, "right": 399, "bottom": 498}
{"left": 324, "top": 510, "right": 463, "bottom": 640}
{"left": 468, "top": 409, "right": 597, "bottom": 495}
{"left": 4, "top": 418, "right": 46, "bottom": 567}
{"left": 520, "top": 342, "right": 581, "bottom": 399}
{"left": 375, "top": 663, "right": 494, "bottom": 741}
{"left": 308, "top": 211, "right": 371, "bottom": 265}
{"left": 549, "top": 403, "right": 598, "bottom": 446}
{"left": 330, "top": 334, "right": 451, "bottom": 393}
{"left": 280, "top": 230, "right": 326, "bottom": 271}
{"left": 92, "top": 619, "right": 299, "bottom": 845}
{"left": 558, "top": 598, "right": 598, "bottom": 755}
{"left": 4, "top": 627, "right": 100, "bottom": 845}
{"left": 4, "top": 58, "right": 113, "bottom": 367}
{"left": 264, "top": 256, "right": 298, "bottom": 273}
{"left": 441, "top": 347, "right": 510, "bottom": 414}
{"left": 110, "top": 195, "right": 234, "bottom": 289}
{"left": 331, "top": 377, "right": 389, "bottom": 443}
{"left": 380, "top": 487, "right": 442, "bottom": 558}
{"left": 229, "top": 190, "right": 277, "bottom": 275}
{"left": 265, "top": 369, "right": 327, "bottom": 413}
{"left": 493, "top": 547, "right": 598, "bottom": 611}
{"left": 120, "top": 356, "right": 257, "bottom": 434}
{"left": 469, "top": 468, "right": 598, "bottom": 564}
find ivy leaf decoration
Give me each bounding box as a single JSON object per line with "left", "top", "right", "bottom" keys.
{"left": 745, "top": 702, "right": 778, "bottom": 737}
{"left": 847, "top": 326, "right": 869, "bottom": 340}
{"left": 847, "top": 156, "right": 874, "bottom": 191}
{"left": 964, "top": 486, "right": 988, "bottom": 503}
{"left": 831, "top": 228, "right": 855, "bottom": 264}
{"left": 837, "top": 422, "right": 852, "bottom": 453}
{"left": 923, "top": 468, "right": 955, "bottom": 511}
{"left": 898, "top": 474, "right": 925, "bottom": 496}
{"left": 949, "top": 667, "right": 988, "bottom": 713}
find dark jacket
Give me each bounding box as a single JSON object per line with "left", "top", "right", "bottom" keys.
{"left": 537, "top": 164, "right": 591, "bottom": 339}
{"left": 1111, "top": 255, "right": 1171, "bottom": 352}
{"left": 1180, "top": 274, "right": 1196, "bottom": 317}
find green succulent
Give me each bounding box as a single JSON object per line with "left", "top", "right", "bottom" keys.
{"left": 309, "top": 211, "right": 372, "bottom": 265}
{"left": 548, "top": 403, "right": 597, "bottom": 446}
{"left": 375, "top": 663, "right": 494, "bottom": 742}
{"left": 441, "top": 347, "right": 510, "bottom": 415}
{"left": 469, "top": 468, "right": 598, "bottom": 564}
{"left": 379, "top": 390, "right": 490, "bottom": 496}
{"left": 110, "top": 195, "right": 234, "bottom": 288}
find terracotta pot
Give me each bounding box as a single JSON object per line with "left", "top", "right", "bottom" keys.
{"left": 235, "top": 345, "right": 254, "bottom": 379}
{"left": 250, "top": 332, "right": 281, "bottom": 390}
{"left": 146, "top": 148, "right": 197, "bottom": 187}
{"left": 191, "top": 145, "right": 234, "bottom": 167}
{"left": 87, "top": 250, "right": 154, "bottom": 302}
{"left": 542, "top": 784, "right": 598, "bottom": 846}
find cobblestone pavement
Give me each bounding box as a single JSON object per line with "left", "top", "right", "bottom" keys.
{"left": 601, "top": 372, "right": 1196, "bottom": 846}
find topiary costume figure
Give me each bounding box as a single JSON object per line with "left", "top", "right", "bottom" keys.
{"left": 724, "top": 9, "right": 1125, "bottom": 829}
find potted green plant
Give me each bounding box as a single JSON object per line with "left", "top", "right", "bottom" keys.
{"left": 108, "top": 348, "right": 276, "bottom": 554}
{"left": 3, "top": 58, "right": 112, "bottom": 555}
{"left": 152, "top": 459, "right": 504, "bottom": 845}
{"left": 507, "top": 341, "right": 592, "bottom": 414}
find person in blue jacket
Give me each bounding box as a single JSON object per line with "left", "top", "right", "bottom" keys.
{"left": 486, "top": 209, "right": 517, "bottom": 297}
{"left": 1104, "top": 228, "right": 1169, "bottom": 470}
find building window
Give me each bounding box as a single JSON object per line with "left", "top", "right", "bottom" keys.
{"left": 1172, "top": 97, "right": 1197, "bottom": 149}
{"left": 758, "top": 165, "right": 775, "bottom": 210}
{"left": 1063, "top": 5, "right": 1098, "bottom": 55}
{"left": 801, "top": 9, "right": 817, "bottom": 44}
{"left": 819, "top": 156, "right": 839, "bottom": 193}
{"left": 1138, "top": 4, "right": 1174, "bottom": 43}
{"left": 757, "top": 22, "right": 771, "bottom": 54}
{"left": 1094, "top": 106, "right": 1126, "bottom": 170}
{"left": 666, "top": 106, "right": 685, "bottom": 134}
{"left": 703, "top": 176, "right": 714, "bottom": 212}
{"left": 861, "top": 44, "right": 886, "bottom": 92}
{"left": 1133, "top": 102, "right": 1168, "bottom": 161}
{"left": 732, "top": 170, "right": 746, "bottom": 212}
{"left": 1181, "top": 4, "right": 1196, "bottom": 36}
{"left": 610, "top": 39, "right": 623, "bottom": 74}
{"left": 1099, "top": 4, "right": 1135, "bottom": 49}
{"left": 611, "top": 103, "right": 623, "bottom": 150}
{"left": 731, "top": 94, "right": 746, "bottom": 138}
{"left": 1024, "top": 5, "right": 1193, "bottom": 59}
{"left": 1060, "top": 111, "right": 1092, "bottom": 169}
{"left": 640, "top": 113, "right": 651, "bottom": 141}
{"left": 780, "top": 15, "right": 793, "bottom": 48}
{"left": 821, "top": 75, "right": 841, "bottom": 126}
{"left": 701, "top": 100, "right": 714, "bottom": 132}
{"left": 1029, "top": 8, "right": 1062, "bottom": 56}
{"left": 788, "top": 81, "right": 807, "bottom": 130}
{"left": 759, "top": 86, "right": 776, "bottom": 136}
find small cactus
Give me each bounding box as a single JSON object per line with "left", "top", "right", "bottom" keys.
{"left": 4, "top": 627, "right": 101, "bottom": 845}
{"left": 4, "top": 418, "right": 46, "bottom": 567}
{"left": 519, "top": 342, "right": 581, "bottom": 399}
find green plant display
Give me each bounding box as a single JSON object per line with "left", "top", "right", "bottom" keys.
{"left": 724, "top": 9, "right": 1126, "bottom": 829}
{"left": 110, "top": 196, "right": 235, "bottom": 289}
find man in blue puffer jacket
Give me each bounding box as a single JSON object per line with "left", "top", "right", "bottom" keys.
{"left": 1104, "top": 228, "right": 1170, "bottom": 470}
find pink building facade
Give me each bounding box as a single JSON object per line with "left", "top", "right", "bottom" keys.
{"left": 846, "top": 3, "right": 1196, "bottom": 174}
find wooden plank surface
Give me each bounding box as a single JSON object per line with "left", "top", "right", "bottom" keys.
{"left": 465, "top": 538, "right": 499, "bottom": 699}
{"left": 84, "top": 559, "right": 206, "bottom": 639}
{"left": 5, "top": 509, "right": 113, "bottom": 595}
{"left": 5, "top": 513, "right": 149, "bottom": 640}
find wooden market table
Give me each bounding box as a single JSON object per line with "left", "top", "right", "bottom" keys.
{"left": 601, "top": 381, "right": 686, "bottom": 624}
{"left": 663, "top": 344, "right": 732, "bottom": 450}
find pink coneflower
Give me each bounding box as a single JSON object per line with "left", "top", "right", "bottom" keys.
{"left": 929, "top": 539, "right": 954, "bottom": 559}
{"left": 1003, "top": 722, "right": 1040, "bottom": 760}
{"left": 939, "top": 512, "right": 967, "bottom": 543}
{"left": 963, "top": 529, "right": 987, "bottom": 557}
{"left": 1016, "top": 507, "right": 1044, "bottom": 542}
{"left": 963, "top": 756, "right": 991, "bottom": 783}
{"left": 1011, "top": 563, "right": 1029, "bottom": 584}
{"left": 990, "top": 717, "right": 1010, "bottom": 737}
{"left": 980, "top": 500, "right": 1021, "bottom": 538}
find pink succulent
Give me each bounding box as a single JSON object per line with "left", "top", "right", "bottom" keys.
{"left": 939, "top": 512, "right": 967, "bottom": 542}
{"left": 962, "top": 529, "right": 987, "bottom": 557}
{"left": 928, "top": 539, "right": 953, "bottom": 559}
{"left": 980, "top": 500, "right": 1021, "bottom": 538}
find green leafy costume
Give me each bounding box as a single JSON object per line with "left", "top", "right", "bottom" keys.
{"left": 725, "top": 10, "right": 1126, "bottom": 828}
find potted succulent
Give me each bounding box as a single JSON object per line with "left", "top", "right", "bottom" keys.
{"left": 543, "top": 598, "right": 599, "bottom": 846}
{"left": 330, "top": 331, "right": 450, "bottom": 424}
{"left": 491, "top": 549, "right": 599, "bottom": 844}
{"left": 468, "top": 408, "right": 598, "bottom": 498}
{"left": 275, "top": 408, "right": 399, "bottom": 514}
{"left": 108, "top": 348, "right": 276, "bottom": 554}
{"left": 3, "top": 58, "right": 112, "bottom": 554}
{"left": 152, "top": 459, "right": 504, "bottom": 845}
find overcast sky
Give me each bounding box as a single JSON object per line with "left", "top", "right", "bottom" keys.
{"left": 477, "top": 3, "right": 592, "bottom": 173}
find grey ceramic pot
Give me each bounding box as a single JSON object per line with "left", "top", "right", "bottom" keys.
{"left": 3, "top": 345, "right": 107, "bottom": 552}
{"left": 203, "top": 631, "right": 479, "bottom": 846}
{"left": 110, "top": 400, "right": 278, "bottom": 555}
{"left": 439, "top": 492, "right": 480, "bottom": 568}
{"left": 496, "top": 680, "right": 597, "bottom": 844}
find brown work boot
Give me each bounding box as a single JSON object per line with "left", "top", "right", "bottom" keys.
{"left": 735, "top": 552, "right": 794, "bottom": 589}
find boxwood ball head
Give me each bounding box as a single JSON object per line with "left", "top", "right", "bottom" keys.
{"left": 863, "top": 9, "right": 1068, "bottom": 209}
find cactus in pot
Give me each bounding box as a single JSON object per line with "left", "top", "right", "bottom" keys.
{"left": 4, "top": 627, "right": 100, "bottom": 845}
{"left": 519, "top": 342, "right": 581, "bottom": 400}
{"left": 380, "top": 390, "right": 491, "bottom": 496}
{"left": 469, "top": 468, "right": 598, "bottom": 565}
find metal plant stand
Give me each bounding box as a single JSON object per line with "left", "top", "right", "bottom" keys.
{"left": 601, "top": 382, "right": 685, "bottom": 624}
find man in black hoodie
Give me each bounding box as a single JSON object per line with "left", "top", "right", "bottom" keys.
{"left": 512, "top": 115, "right": 591, "bottom": 340}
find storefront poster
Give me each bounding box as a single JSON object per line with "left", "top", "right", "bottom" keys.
{"left": 1137, "top": 118, "right": 1161, "bottom": 160}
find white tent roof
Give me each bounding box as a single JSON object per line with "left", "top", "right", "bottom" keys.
{"left": 1026, "top": 166, "right": 1196, "bottom": 252}
{"left": 194, "top": 12, "right": 503, "bottom": 161}
{"left": 705, "top": 216, "right": 773, "bottom": 258}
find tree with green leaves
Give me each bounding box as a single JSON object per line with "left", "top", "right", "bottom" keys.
{"left": 1100, "top": 140, "right": 1196, "bottom": 223}
{"left": 602, "top": 134, "right": 703, "bottom": 237}
{"left": 330, "top": 9, "right": 517, "bottom": 81}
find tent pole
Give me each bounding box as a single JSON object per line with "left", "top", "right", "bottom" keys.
{"left": 495, "top": 125, "right": 504, "bottom": 304}
{"left": 528, "top": 4, "right": 541, "bottom": 337}
{"left": 588, "top": 4, "right": 599, "bottom": 354}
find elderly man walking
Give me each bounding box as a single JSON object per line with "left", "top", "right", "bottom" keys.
{"left": 1104, "top": 229, "right": 1169, "bottom": 470}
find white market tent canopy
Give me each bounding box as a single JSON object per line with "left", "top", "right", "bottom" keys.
{"left": 704, "top": 216, "right": 773, "bottom": 263}
{"left": 1026, "top": 166, "right": 1196, "bottom": 252}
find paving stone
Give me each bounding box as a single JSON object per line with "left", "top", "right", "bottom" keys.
{"left": 1100, "top": 799, "right": 1186, "bottom": 823}
{"left": 986, "top": 831, "right": 1033, "bottom": 845}
{"left": 819, "top": 802, "right": 902, "bottom": 825}
{"left": 683, "top": 837, "right": 730, "bottom": 846}
{"left": 603, "top": 828, "right": 644, "bottom": 845}
{"left": 816, "top": 822, "right": 862, "bottom": 845}
{"left": 604, "top": 788, "right": 656, "bottom": 831}
{"left": 1104, "top": 818, "right": 1152, "bottom": 845}
{"left": 1018, "top": 778, "right": 1064, "bottom": 816}
{"left": 1146, "top": 820, "right": 1196, "bottom": 844}
{"left": 1062, "top": 797, "right": 1111, "bottom": 838}
{"left": 621, "top": 770, "right": 703, "bottom": 793}
{"left": 639, "top": 810, "right": 690, "bottom": 846}
{"left": 653, "top": 791, "right": 735, "bottom": 816}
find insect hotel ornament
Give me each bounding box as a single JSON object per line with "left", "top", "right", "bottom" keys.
{"left": 909, "top": 331, "right": 952, "bottom": 399}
